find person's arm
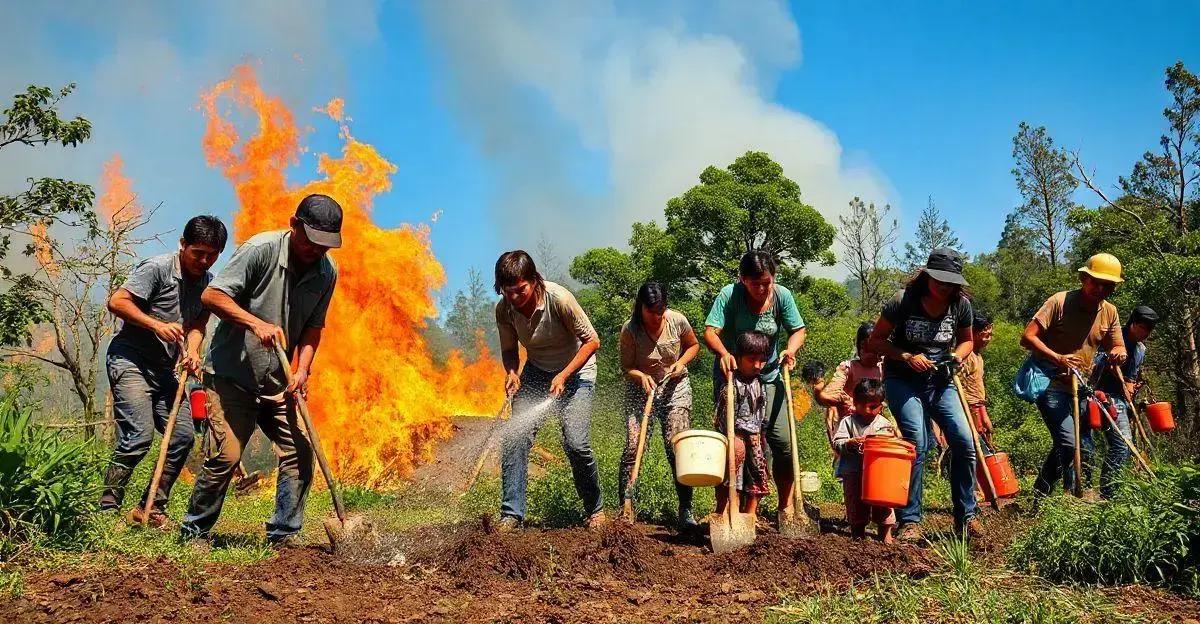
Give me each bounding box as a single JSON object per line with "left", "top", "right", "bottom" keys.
{"left": 107, "top": 288, "right": 184, "bottom": 344}
{"left": 549, "top": 288, "right": 602, "bottom": 397}
{"left": 182, "top": 311, "right": 209, "bottom": 376}
{"left": 201, "top": 288, "right": 283, "bottom": 347}
{"left": 620, "top": 328, "right": 655, "bottom": 394}
{"left": 868, "top": 315, "right": 935, "bottom": 373}
{"left": 951, "top": 326, "right": 974, "bottom": 363}
{"left": 777, "top": 289, "right": 807, "bottom": 369}
{"left": 831, "top": 417, "right": 855, "bottom": 454}
{"left": 703, "top": 287, "right": 737, "bottom": 374}
{"left": 817, "top": 362, "right": 849, "bottom": 407}
{"left": 1019, "top": 320, "right": 1081, "bottom": 371}
{"left": 495, "top": 303, "right": 521, "bottom": 397}
{"left": 284, "top": 326, "right": 322, "bottom": 395}
{"left": 1103, "top": 311, "right": 1128, "bottom": 365}
{"left": 664, "top": 317, "right": 700, "bottom": 380}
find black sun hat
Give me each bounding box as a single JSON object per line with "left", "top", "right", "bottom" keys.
{"left": 922, "top": 247, "right": 969, "bottom": 286}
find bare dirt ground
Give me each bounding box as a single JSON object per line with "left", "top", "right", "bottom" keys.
{"left": 3, "top": 520, "right": 935, "bottom": 623}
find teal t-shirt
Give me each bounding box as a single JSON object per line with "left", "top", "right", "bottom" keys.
{"left": 704, "top": 283, "right": 805, "bottom": 382}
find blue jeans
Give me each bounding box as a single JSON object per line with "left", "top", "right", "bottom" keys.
{"left": 181, "top": 375, "right": 313, "bottom": 541}
{"left": 1034, "top": 388, "right": 1091, "bottom": 496}
{"left": 1092, "top": 396, "right": 1132, "bottom": 498}
{"left": 884, "top": 375, "right": 978, "bottom": 527}
{"left": 500, "top": 366, "right": 602, "bottom": 520}
{"left": 100, "top": 349, "right": 195, "bottom": 511}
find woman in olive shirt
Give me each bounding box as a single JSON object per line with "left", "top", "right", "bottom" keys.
{"left": 618, "top": 282, "right": 700, "bottom": 530}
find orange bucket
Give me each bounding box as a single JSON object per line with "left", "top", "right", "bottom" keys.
{"left": 861, "top": 437, "right": 917, "bottom": 508}
{"left": 1146, "top": 402, "right": 1175, "bottom": 432}
{"left": 976, "top": 452, "right": 1020, "bottom": 501}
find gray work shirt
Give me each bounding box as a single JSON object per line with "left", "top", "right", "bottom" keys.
{"left": 109, "top": 252, "right": 211, "bottom": 368}
{"left": 204, "top": 230, "right": 337, "bottom": 396}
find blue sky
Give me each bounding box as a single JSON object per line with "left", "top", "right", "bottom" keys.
{"left": 2, "top": 1, "right": 1199, "bottom": 304}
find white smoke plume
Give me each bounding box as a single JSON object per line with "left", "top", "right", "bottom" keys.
{"left": 417, "top": 0, "right": 893, "bottom": 273}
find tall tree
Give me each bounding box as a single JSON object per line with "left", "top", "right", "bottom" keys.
{"left": 901, "top": 196, "right": 962, "bottom": 271}
{"left": 1012, "top": 121, "right": 1076, "bottom": 268}
{"left": 837, "top": 197, "right": 899, "bottom": 313}
{"left": 664, "top": 151, "right": 835, "bottom": 298}
{"left": 443, "top": 267, "right": 500, "bottom": 354}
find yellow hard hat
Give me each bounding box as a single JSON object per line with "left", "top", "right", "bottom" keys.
{"left": 1078, "top": 253, "right": 1124, "bottom": 283}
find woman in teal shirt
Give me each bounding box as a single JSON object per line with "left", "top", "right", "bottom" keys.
{"left": 703, "top": 250, "right": 807, "bottom": 525}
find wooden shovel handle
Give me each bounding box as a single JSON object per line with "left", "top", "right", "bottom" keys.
{"left": 623, "top": 388, "right": 655, "bottom": 517}
{"left": 275, "top": 343, "right": 347, "bottom": 523}
{"left": 781, "top": 366, "right": 807, "bottom": 521}
{"left": 952, "top": 372, "right": 1000, "bottom": 511}
{"left": 142, "top": 366, "right": 188, "bottom": 525}
{"left": 725, "top": 372, "right": 738, "bottom": 521}
{"left": 1070, "top": 374, "right": 1084, "bottom": 497}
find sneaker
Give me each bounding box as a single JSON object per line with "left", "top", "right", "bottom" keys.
{"left": 586, "top": 511, "right": 608, "bottom": 530}
{"left": 896, "top": 523, "right": 924, "bottom": 543}
{"left": 495, "top": 515, "right": 521, "bottom": 534}
{"left": 125, "top": 506, "right": 170, "bottom": 529}
{"left": 267, "top": 534, "right": 304, "bottom": 549}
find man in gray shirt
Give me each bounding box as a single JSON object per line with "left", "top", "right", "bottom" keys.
{"left": 101, "top": 216, "right": 228, "bottom": 528}
{"left": 181, "top": 194, "right": 341, "bottom": 545}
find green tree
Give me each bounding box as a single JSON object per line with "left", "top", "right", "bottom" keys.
{"left": 976, "top": 214, "right": 1071, "bottom": 322}
{"left": 0, "top": 85, "right": 94, "bottom": 347}
{"left": 443, "top": 267, "right": 500, "bottom": 355}
{"left": 663, "top": 151, "right": 835, "bottom": 298}
{"left": 1012, "top": 121, "right": 1076, "bottom": 268}
{"left": 901, "top": 196, "right": 961, "bottom": 272}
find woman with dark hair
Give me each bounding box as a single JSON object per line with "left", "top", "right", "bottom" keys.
{"left": 618, "top": 281, "right": 701, "bottom": 529}
{"left": 703, "top": 250, "right": 807, "bottom": 527}
{"left": 493, "top": 250, "right": 604, "bottom": 532}
{"left": 868, "top": 248, "right": 978, "bottom": 541}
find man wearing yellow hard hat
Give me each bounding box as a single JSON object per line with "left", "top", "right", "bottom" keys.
{"left": 1019, "top": 253, "right": 1128, "bottom": 498}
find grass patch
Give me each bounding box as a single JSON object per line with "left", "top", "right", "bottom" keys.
{"left": 1010, "top": 464, "right": 1200, "bottom": 596}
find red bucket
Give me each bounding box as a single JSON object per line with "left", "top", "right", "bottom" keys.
{"left": 977, "top": 452, "right": 1020, "bottom": 501}
{"left": 1086, "top": 398, "right": 1103, "bottom": 429}
{"left": 861, "top": 437, "right": 917, "bottom": 508}
{"left": 189, "top": 388, "right": 208, "bottom": 422}
{"left": 1146, "top": 402, "right": 1175, "bottom": 433}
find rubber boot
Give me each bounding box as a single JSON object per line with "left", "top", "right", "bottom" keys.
{"left": 99, "top": 464, "right": 134, "bottom": 511}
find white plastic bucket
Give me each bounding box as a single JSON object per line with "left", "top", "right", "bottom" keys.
{"left": 670, "top": 429, "right": 727, "bottom": 487}
{"left": 799, "top": 471, "right": 821, "bottom": 494}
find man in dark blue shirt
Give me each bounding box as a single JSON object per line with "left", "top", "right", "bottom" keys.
{"left": 1092, "top": 305, "right": 1158, "bottom": 498}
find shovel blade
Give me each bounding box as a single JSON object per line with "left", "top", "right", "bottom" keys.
{"left": 708, "top": 511, "right": 756, "bottom": 553}
{"left": 322, "top": 513, "right": 376, "bottom": 553}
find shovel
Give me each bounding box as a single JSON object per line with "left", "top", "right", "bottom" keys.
{"left": 709, "top": 372, "right": 756, "bottom": 553}
{"left": 1093, "top": 391, "right": 1154, "bottom": 475}
{"left": 274, "top": 343, "right": 372, "bottom": 552}
{"left": 950, "top": 370, "right": 1000, "bottom": 512}
{"left": 1113, "top": 365, "right": 1155, "bottom": 457}
{"left": 141, "top": 360, "right": 188, "bottom": 527}
{"left": 621, "top": 385, "right": 656, "bottom": 521}
{"left": 778, "top": 366, "right": 811, "bottom": 536}
{"left": 1069, "top": 372, "right": 1084, "bottom": 497}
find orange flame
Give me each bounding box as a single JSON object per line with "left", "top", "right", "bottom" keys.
{"left": 29, "top": 223, "right": 58, "bottom": 278}
{"left": 97, "top": 155, "right": 141, "bottom": 228}
{"left": 201, "top": 65, "right": 505, "bottom": 486}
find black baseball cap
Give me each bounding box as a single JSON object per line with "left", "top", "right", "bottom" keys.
{"left": 1130, "top": 305, "right": 1159, "bottom": 327}
{"left": 923, "top": 247, "right": 969, "bottom": 286}
{"left": 295, "top": 194, "right": 343, "bottom": 248}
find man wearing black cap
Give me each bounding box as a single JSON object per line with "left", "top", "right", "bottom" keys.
{"left": 1091, "top": 305, "right": 1158, "bottom": 498}
{"left": 181, "top": 194, "right": 342, "bottom": 545}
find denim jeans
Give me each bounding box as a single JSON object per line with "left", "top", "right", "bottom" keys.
{"left": 884, "top": 375, "right": 978, "bottom": 527}
{"left": 1034, "top": 388, "right": 1091, "bottom": 496}
{"left": 500, "top": 366, "right": 602, "bottom": 521}
{"left": 100, "top": 349, "right": 195, "bottom": 512}
{"left": 181, "top": 375, "right": 313, "bottom": 541}
{"left": 1092, "top": 396, "right": 1132, "bottom": 498}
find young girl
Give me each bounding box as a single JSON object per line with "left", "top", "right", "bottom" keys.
{"left": 714, "top": 331, "right": 772, "bottom": 517}
{"left": 832, "top": 378, "right": 898, "bottom": 543}
{"left": 818, "top": 321, "right": 884, "bottom": 421}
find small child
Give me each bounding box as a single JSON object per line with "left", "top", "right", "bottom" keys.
{"left": 832, "top": 378, "right": 898, "bottom": 543}
{"left": 715, "top": 331, "right": 772, "bottom": 517}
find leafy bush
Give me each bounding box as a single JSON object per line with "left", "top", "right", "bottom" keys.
{"left": 1011, "top": 464, "right": 1200, "bottom": 595}
{"left": 0, "top": 396, "right": 102, "bottom": 555}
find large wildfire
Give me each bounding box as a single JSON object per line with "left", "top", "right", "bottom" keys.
{"left": 199, "top": 65, "right": 505, "bottom": 486}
